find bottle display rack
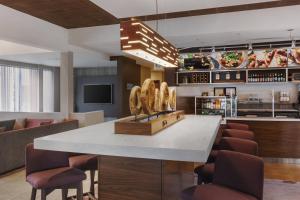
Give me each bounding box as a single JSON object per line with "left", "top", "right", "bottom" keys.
{"left": 178, "top": 71, "right": 210, "bottom": 84}
{"left": 195, "top": 96, "right": 237, "bottom": 118}
{"left": 248, "top": 69, "right": 286, "bottom": 83}
{"left": 176, "top": 67, "right": 296, "bottom": 85}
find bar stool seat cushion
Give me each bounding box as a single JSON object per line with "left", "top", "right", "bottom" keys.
{"left": 69, "top": 155, "right": 98, "bottom": 171}
{"left": 26, "top": 167, "right": 86, "bottom": 189}
{"left": 227, "top": 123, "right": 249, "bottom": 131}
{"left": 181, "top": 185, "right": 257, "bottom": 200}
{"left": 223, "top": 129, "right": 254, "bottom": 140}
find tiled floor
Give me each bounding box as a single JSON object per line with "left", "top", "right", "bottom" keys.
{"left": 0, "top": 169, "right": 95, "bottom": 200}
{"left": 0, "top": 162, "right": 300, "bottom": 200}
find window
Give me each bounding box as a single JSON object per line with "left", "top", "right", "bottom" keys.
{"left": 0, "top": 63, "right": 56, "bottom": 112}
{"left": 43, "top": 68, "right": 55, "bottom": 112}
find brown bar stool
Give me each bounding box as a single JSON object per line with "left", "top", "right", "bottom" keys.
{"left": 69, "top": 154, "right": 98, "bottom": 197}
{"left": 182, "top": 150, "right": 264, "bottom": 200}
{"left": 227, "top": 122, "right": 250, "bottom": 130}
{"left": 25, "top": 144, "right": 86, "bottom": 200}
{"left": 194, "top": 137, "right": 258, "bottom": 184}
{"left": 212, "top": 123, "right": 250, "bottom": 151}
{"left": 223, "top": 129, "right": 255, "bottom": 141}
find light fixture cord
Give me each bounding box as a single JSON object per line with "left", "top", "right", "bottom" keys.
{"left": 156, "top": 0, "right": 158, "bottom": 32}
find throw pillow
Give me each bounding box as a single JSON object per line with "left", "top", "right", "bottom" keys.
{"left": 0, "top": 119, "right": 16, "bottom": 131}
{"left": 25, "top": 119, "right": 54, "bottom": 128}
{"left": 40, "top": 121, "right": 53, "bottom": 126}
{"left": 0, "top": 127, "right": 5, "bottom": 133}
{"left": 14, "top": 121, "right": 24, "bottom": 130}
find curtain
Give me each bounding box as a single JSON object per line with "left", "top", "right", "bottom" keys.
{"left": 43, "top": 68, "right": 55, "bottom": 112}
{"left": 0, "top": 63, "right": 56, "bottom": 112}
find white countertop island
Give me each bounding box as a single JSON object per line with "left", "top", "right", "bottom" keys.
{"left": 34, "top": 115, "right": 221, "bottom": 162}
{"left": 34, "top": 115, "right": 222, "bottom": 200}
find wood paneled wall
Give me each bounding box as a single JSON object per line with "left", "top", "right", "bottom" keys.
{"left": 176, "top": 97, "right": 195, "bottom": 114}
{"left": 164, "top": 68, "right": 177, "bottom": 87}
{"left": 117, "top": 57, "right": 141, "bottom": 118}
{"left": 140, "top": 66, "right": 151, "bottom": 85}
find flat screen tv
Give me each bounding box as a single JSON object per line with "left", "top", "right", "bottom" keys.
{"left": 84, "top": 84, "right": 113, "bottom": 104}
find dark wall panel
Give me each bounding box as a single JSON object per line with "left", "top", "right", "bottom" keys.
{"left": 117, "top": 57, "right": 141, "bottom": 118}
{"left": 74, "top": 75, "right": 120, "bottom": 118}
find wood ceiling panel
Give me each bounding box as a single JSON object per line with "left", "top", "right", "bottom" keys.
{"left": 0, "top": 0, "right": 119, "bottom": 28}
{"left": 0, "top": 0, "right": 299, "bottom": 29}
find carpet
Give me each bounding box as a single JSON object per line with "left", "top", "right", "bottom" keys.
{"left": 264, "top": 179, "right": 300, "bottom": 200}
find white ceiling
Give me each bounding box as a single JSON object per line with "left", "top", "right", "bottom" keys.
{"left": 1, "top": 2, "right": 300, "bottom": 67}
{"left": 90, "top": 0, "right": 274, "bottom": 18}
{"left": 69, "top": 5, "right": 300, "bottom": 56}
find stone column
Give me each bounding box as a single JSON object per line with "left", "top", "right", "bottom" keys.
{"left": 60, "top": 52, "right": 74, "bottom": 118}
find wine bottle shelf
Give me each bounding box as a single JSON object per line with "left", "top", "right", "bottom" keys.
{"left": 248, "top": 69, "right": 286, "bottom": 83}
{"left": 176, "top": 68, "right": 291, "bottom": 85}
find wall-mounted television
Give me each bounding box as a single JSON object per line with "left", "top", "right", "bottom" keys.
{"left": 83, "top": 84, "right": 113, "bottom": 104}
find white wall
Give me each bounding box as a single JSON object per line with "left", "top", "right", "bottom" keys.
{"left": 177, "top": 83, "right": 299, "bottom": 103}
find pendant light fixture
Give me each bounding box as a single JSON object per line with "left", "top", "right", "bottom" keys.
{"left": 288, "top": 29, "right": 296, "bottom": 48}
{"left": 120, "top": 0, "right": 179, "bottom": 67}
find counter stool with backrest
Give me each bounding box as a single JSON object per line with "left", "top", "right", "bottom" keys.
{"left": 69, "top": 153, "right": 98, "bottom": 197}
{"left": 226, "top": 122, "right": 250, "bottom": 130}
{"left": 212, "top": 122, "right": 251, "bottom": 152}
{"left": 222, "top": 128, "right": 255, "bottom": 141}
{"left": 25, "top": 144, "right": 86, "bottom": 200}
{"left": 194, "top": 137, "right": 258, "bottom": 184}
{"left": 182, "top": 150, "right": 264, "bottom": 200}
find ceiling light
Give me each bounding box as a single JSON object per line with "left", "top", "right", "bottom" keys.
{"left": 291, "top": 40, "right": 296, "bottom": 48}
{"left": 211, "top": 47, "right": 216, "bottom": 53}
{"left": 248, "top": 43, "right": 253, "bottom": 50}
{"left": 120, "top": 20, "right": 179, "bottom": 68}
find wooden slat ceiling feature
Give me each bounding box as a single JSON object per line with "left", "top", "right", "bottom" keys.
{"left": 120, "top": 0, "right": 300, "bottom": 22}
{"left": 120, "top": 20, "right": 179, "bottom": 67}
{"left": 0, "top": 0, "right": 119, "bottom": 28}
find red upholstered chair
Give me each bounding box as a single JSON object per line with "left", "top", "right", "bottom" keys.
{"left": 182, "top": 150, "right": 264, "bottom": 200}
{"left": 223, "top": 129, "right": 255, "bottom": 141}
{"left": 227, "top": 122, "right": 250, "bottom": 131}
{"left": 69, "top": 154, "right": 98, "bottom": 196}
{"left": 25, "top": 144, "right": 86, "bottom": 200}
{"left": 212, "top": 123, "right": 250, "bottom": 152}
{"left": 194, "top": 137, "right": 258, "bottom": 184}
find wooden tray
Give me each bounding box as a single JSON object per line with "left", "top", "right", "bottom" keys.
{"left": 115, "top": 110, "right": 185, "bottom": 135}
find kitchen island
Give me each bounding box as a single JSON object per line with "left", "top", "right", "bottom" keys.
{"left": 34, "top": 115, "right": 222, "bottom": 200}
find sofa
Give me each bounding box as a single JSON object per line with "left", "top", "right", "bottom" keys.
{"left": 0, "top": 119, "right": 79, "bottom": 174}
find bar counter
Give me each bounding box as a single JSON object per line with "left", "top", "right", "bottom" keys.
{"left": 225, "top": 117, "right": 300, "bottom": 158}
{"left": 34, "top": 115, "right": 221, "bottom": 200}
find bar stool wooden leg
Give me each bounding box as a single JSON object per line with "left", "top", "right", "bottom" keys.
{"left": 62, "top": 188, "right": 68, "bottom": 200}
{"left": 30, "top": 188, "right": 37, "bottom": 200}
{"left": 90, "top": 170, "right": 95, "bottom": 195}
{"left": 76, "top": 182, "right": 83, "bottom": 200}
{"left": 41, "top": 189, "right": 47, "bottom": 200}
